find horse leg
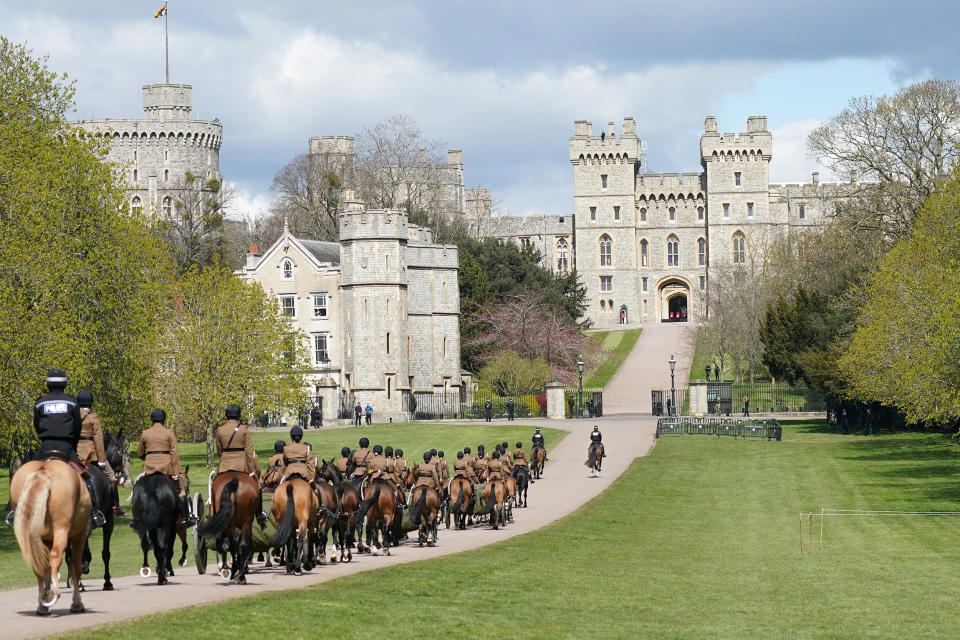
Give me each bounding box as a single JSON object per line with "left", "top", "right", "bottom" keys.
{"left": 68, "top": 529, "right": 86, "bottom": 613}
{"left": 151, "top": 528, "right": 167, "bottom": 585}
{"left": 236, "top": 528, "right": 250, "bottom": 585}
{"left": 101, "top": 515, "right": 114, "bottom": 590}
{"left": 81, "top": 540, "right": 91, "bottom": 575}
{"left": 177, "top": 525, "right": 188, "bottom": 567}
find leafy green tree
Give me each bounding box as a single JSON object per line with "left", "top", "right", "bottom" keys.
{"left": 0, "top": 38, "right": 171, "bottom": 458}
{"left": 159, "top": 171, "right": 229, "bottom": 272}
{"left": 155, "top": 266, "right": 308, "bottom": 465}
{"left": 477, "top": 350, "right": 552, "bottom": 396}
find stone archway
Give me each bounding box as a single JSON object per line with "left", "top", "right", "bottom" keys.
{"left": 619, "top": 304, "right": 628, "bottom": 325}
{"left": 658, "top": 278, "right": 690, "bottom": 323}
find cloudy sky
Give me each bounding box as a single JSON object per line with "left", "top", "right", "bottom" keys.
{"left": 4, "top": 1, "right": 952, "bottom": 216}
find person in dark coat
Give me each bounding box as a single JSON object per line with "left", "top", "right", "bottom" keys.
{"left": 484, "top": 398, "right": 492, "bottom": 422}
{"left": 506, "top": 398, "right": 515, "bottom": 421}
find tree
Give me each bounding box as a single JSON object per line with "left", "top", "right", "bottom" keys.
{"left": 155, "top": 266, "right": 308, "bottom": 465}
{"left": 0, "top": 38, "right": 171, "bottom": 457}
{"left": 477, "top": 350, "right": 552, "bottom": 396}
{"left": 269, "top": 152, "right": 344, "bottom": 241}
{"left": 808, "top": 79, "right": 960, "bottom": 239}
{"left": 159, "top": 171, "right": 231, "bottom": 272}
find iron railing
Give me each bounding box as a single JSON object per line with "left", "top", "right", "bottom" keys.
{"left": 731, "top": 383, "right": 826, "bottom": 413}
{"left": 656, "top": 417, "right": 782, "bottom": 441}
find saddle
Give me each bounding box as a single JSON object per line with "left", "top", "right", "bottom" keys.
{"left": 41, "top": 450, "right": 86, "bottom": 475}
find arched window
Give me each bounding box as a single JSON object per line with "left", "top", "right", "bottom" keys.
{"left": 669, "top": 207, "right": 676, "bottom": 221}
{"left": 698, "top": 238, "right": 706, "bottom": 266}
{"left": 162, "top": 196, "right": 172, "bottom": 218}
{"left": 697, "top": 206, "right": 704, "bottom": 221}
{"left": 556, "top": 238, "right": 569, "bottom": 272}
{"left": 133, "top": 169, "right": 137, "bottom": 183}
{"left": 799, "top": 204, "right": 806, "bottom": 219}
{"left": 639, "top": 207, "right": 647, "bottom": 222}
{"left": 131, "top": 196, "right": 142, "bottom": 215}
{"left": 600, "top": 299, "right": 606, "bottom": 310}
{"left": 666, "top": 235, "right": 679, "bottom": 267}
{"left": 732, "top": 232, "right": 746, "bottom": 264}
{"left": 281, "top": 259, "right": 294, "bottom": 280}
{"left": 407, "top": 336, "right": 412, "bottom": 359}
{"left": 640, "top": 239, "right": 649, "bottom": 267}
{"left": 164, "top": 169, "right": 169, "bottom": 182}
{"left": 599, "top": 234, "right": 612, "bottom": 267}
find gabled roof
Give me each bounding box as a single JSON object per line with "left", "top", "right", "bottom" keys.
{"left": 299, "top": 239, "right": 341, "bottom": 266}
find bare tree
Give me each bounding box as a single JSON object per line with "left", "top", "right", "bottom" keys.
{"left": 269, "top": 152, "right": 345, "bottom": 241}
{"left": 808, "top": 79, "right": 960, "bottom": 239}
{"left": 158, "top": 171, "right": 232, "bottom": 272}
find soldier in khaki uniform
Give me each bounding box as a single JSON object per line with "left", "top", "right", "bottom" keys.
{"left": 261, "top": 440, "right": 286, "bottom": 490}
{"left": 138, "top": 409, "right": 196, "bottom": 526}
{"left": 453, "top": 451, "right": 477, "bottom": 483}
{"left": 383, "top": 446, "right": 397, "bottom": 483}
{"left": 366, "top": 445, "right": 390, "bottom": 481}
{"left": 473, "top": 445, "right": 488, "bottom": 480}
{"left": 487, "top": 450, "right": 504, "bottom": 482}
{"left": 76, "top": 390, "right": 122, "bottom": 515}
{"left": 334, "top": 446, "right": 351, "bottom": 477}
{"left": 513, "top": 442, "right": 528, "bottom": 467}
{"left": 436, "top": 451, "right": 450, "bottom": 485}
{"left": 214, "top": 404, "right": 259, "bottom": 478}
{"left": 498, "top": 445, "right": 513, "bottom": 475}
{"left": 350, "top": 437, "right": 372, "bottom": 479}
{"left": 283, "top": 426, "right": 315, "bottom": 483}
{"left": 413, "top": 451, "right": 441, "bottom": 490}
{"left": 394, "top": 448, "right": 409, "bottom": 487}
{"left": 462, "top": 446, "right": 475, "bottom": 475}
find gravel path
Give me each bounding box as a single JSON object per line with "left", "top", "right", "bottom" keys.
{"left": 1, "top": 326, "right": 689, "bottom": 638}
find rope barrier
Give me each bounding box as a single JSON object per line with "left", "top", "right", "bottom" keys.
{"left": 799, "top": 508, "right": 960, "bottom": 554}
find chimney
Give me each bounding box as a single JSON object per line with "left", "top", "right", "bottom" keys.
{"left": 811, "top": 171, "right": 819, "bottom": 185}
{"left": 849, "top": 170, "right": 857, "bottom": 183}
{"left": 607, "top": 121, "right": 615, "bottom": 138}
{"left": 249, "top": 244, "right": 259, "bottom": 255}
{"left": 418, "top": 148, "right": 426, "bottom": 165}
{"left": 623, "top": 117, "right": 636, "bottom": 137}
{"left": 704, "top": 116, "right": 717, "bottom": 133}
{"left": 574, "top": 120, "right": 591, "bottom": 137}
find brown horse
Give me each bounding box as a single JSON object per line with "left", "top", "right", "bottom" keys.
{"left": 10, "top": 460, "right": 90, "bottom": 615}
{"left": 408, "top": 485, "right": 441, "bottom": 546}
{"left": 357, "top": 480, "right": 397, "bottom": 555}
{"left": 531, "top": 445, "right": 546, "bottom": 479}
{"left": 448, "top": 476, "right": 473, "bottom": 530}
{"left": 197, "top": 471, "right": 259, "bottom": 584}
{"left": 502, "top": 473, "right": 517, "bottom": 523}
{"left": 586, "top": 442, "right": 604, "bottom": 477}
{"left": 319, "top": 459, "right": 359, "bottom": 562}
{"left": 271, "top": 477, "right": 318, "bottom": 575}
{"left": 313, "top": 481, "right": 338, "bottom": 564}
{"left": 481, "top": 480, "right": 507, "bottom": 529}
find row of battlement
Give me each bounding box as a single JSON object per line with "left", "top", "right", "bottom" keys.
{"left": 81, "top": 122, "right": 222, "bottom": 149}
{"left": 637, "top": 172, "right": 705, "bottom": 189}
{"left": 309, "top": 136, "right": 355, "bottom": 156}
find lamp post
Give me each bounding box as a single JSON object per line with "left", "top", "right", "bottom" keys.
{"left": 669, "top": 354, "right": 677, "bottom": 416}
{"left": 577, "top": 357, "right": 585, "bottom": 418}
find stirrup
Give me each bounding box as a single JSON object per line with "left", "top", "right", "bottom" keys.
{"left": 91, "top": 509, "right": 106, "bottom": 528}
{"left": 4, "top": 511, "right": 13, "bottom": 526}
{"left": 256, "top": 511, "right": 269, "bottom": 527}
{"left": 183, "top": 514, "right": 198, "bottom": 528}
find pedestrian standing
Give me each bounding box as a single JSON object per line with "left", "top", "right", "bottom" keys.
{"left": 310, "top": 402, "right": 322, "bottom": 429}
{"left": 743, "top": 394, "right": 750, "bottom": 417}
{"left": 484, "top": 398, "right": 492, "bottom": 422}
{"left": 841, "top": 408, "right": 849, "bottom": 434}
{"left": 507, "top": 398, "right": 515, "bottom": 421}
{"left": 354, "top": 401, "right": 362, "bottom": 427}
{"left": 864, "top": 407, "right": 874, "bottom": 435}
{"left": 365, "top": 404, "right": 373, "bottom": 425}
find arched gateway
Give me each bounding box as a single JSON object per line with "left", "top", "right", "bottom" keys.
{"left": 658, "top": 278, "right": 690, "bottom": 323}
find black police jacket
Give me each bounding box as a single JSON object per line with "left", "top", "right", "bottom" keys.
{"left": 34, "top": 390, "right": 82, "bottom": 452}
{"left": 590, "top": 432, "right": 602, "bottom": 443}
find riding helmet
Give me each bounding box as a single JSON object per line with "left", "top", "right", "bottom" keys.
{"left": 457, "top": 451, "right": 464, "bottom": 459}
{"left": 477, "top": 444, "right": 485, "bottom": 452}
{"left": 359, "top": 437, "right": 369, "bottom": 448}
{"left": 225, "top": 404, "right": 241, "bottom": 419}
{"left": 150, "top": 408, "right": 167, "bottom": 423}
{"left": 535, "top": 427, "right": 541, "bottom": 433}
{"left": 290, "top": 425, "right": 303, "bottom": 441}
{"left": 77, "top": 390, "right": 94, "bottom": 407}
{"left": 422, "top": 451, "right": 431, "bottom": 462}
{"left": 274, "top": 440, "right": 286, "bottom": 453}
{"left": 516, "top": 442, "right": 522, "bottom": 449}
{"left": 492, "top": 450, "right": 500, "bottom": 459}
{"left": 384, "top": 445, "right": 394, "bottom": 457}
{"left": 45, "top": 368, "right": 67, "bottom": 389}
{"left": 395, "top": 448, "right": 403, "bottom": 458}
{"left": 341, "top": 446, "right": 350, "bottom": 457}
{"left": 373, "top": 444, "right": 383, "bottom": 455}
{"left": 438, "top": 450, "right": 445, "bottom": 458}
{"left": 463, "top": 446, "right": 471, "bottom": 454}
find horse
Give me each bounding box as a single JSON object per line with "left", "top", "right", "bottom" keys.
{"left": 407, "top": 485, "right": 441, "bottom": 546}
{"left": 480, "top": 479, "right": 507, "bottom": 530}
{"left": 65, "top": 461, "right": 114, "bottom": 592}
{"left": 512, "top": 465, "right": 530, "bottom": 508}
{"left": 9, "top": 458, "right": 91, "bottom": 615}
{"left": 197, "top": 471, "right": 260, "bottom": 584}
{"left": 319, "top": 460, "right": 359, "bottom": 562}
{"left": 586, "top": 442, "right": 604, "bottom": 477}
{"left": 531, "top": 445, "right": 546, "bottom": 479}
{"left": 313, "top": 480, "right": 338, "bottom": 564}
{"left": 271, "top": 477, "right": 319, "bottom": 576}
{"left": 172, "top": 468, "right": 191, "bottom": 568}
{"left": 356, "top": 480, "right": 398, "bottom": 555}
{"left": 502, "top": 473, "right": 517, "bottom": 523}
{"left": 130, "top": 473, "right": 180, "bottom": 585}
{"left": 448, "top": 476, "right": 473, "bottom": 530}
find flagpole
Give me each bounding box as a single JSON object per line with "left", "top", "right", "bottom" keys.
{"left": 165, "top": 5, "right": 169, "bottom": 83}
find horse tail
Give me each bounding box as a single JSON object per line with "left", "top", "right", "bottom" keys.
{"left": 197, "top": 476, "right": 238, "bottom": 538}
{"left": 131, "top": 476, "right": 162, "bottom": 534}
{"left": 480, "top": 483, "right": 498, "bottom": 515}
{"left": 451, "top": 483, "right": 464, "bottom": 514}
{"left": 271, "top": 483, "right": 296, "bottom": 547}
{"left": 356, "top": 485, "right": 380, "bottom": 522}
{"left": 14, "top": 470, "right": 52, "bottom": 577}
{"left": 409, "top": 487, "right": 427, "bottom": 525}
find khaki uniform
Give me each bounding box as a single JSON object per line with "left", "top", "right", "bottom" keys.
{"left": 283, "top": 441, "right": 315, "bottom": 483}
{"left": 487, "top": 457, "right": 503, "bottom": 482}
{"left": 414, "top": 462, "right": 440, "bottom": 490}
{"left": 453, "top": 458, "right": 477, "bottom": 482}
{"left": 500, "top": 452, "right": 513, "bottom": 474}
{"left": 334, "top": 456, "right": 350, "bottom": 476}
{"left": 138, "top": 421, "right": 180, "bottom": 477}
{"left": 350, "top": 447, "right": 372, "bottom": 478}
{"left": 473, "top": 455, "right": 488, "bottom": 480}
{"left": 77, "top": 409, "right": 106, "bottom": 465}
{"left": 367, "top": 453, "right": 390, "bottom": 481}
{"left": 513, "top": 447, "right": 528, "bottom": 466}
{"left": 215, "top": 419, "right": 259, "bottom": 476}
{"left": 394, "top": 457, "right": 409, "bottom": 484}
{"left": 436, "top": 456, "right": 450, "bottom": 484}
{"left": 262, "top": 453, "right": 285, "bottom": 488}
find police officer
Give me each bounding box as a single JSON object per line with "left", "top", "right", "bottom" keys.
{"left": 590, "top": 425, "right": 605, "bottom": 456}
{"left": 506, "top": 398, "right": 515, "bottom": 421}
{"left": 28, "top": 369, "right": 106, "bottom": 528}
{"left": 532, "top": 427, "right": 545, "bottom": 450}
{"left": 351, "top": 437, "right": 372, "bottom": 480}
{"left": 262, "top": 440, "right": 286, "bottom": 489}
{"left": 484, "top": 398, "right": 492, "bottom": 422}
{"left": 283, "top": 426, "right": 315, "bottom": 483}
{"left": 76, "top": 390, "right": 123, "bottom": 516}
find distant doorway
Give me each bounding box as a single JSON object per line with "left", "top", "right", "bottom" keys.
{"left": 619, "top": 305, "right": 628, "bottom": 325}
{"left": 658, "top": 279, "right": 690, "bottom": 323}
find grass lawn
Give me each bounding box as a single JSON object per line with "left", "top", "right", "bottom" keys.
{"left": 71, "top": 420, "right": 960, "bottom": 639}
{"left": 0, "top": 423, "right": 565, "bottom": 591}
{"left": 583, "top": 327, "right": 642, "bottom": 388}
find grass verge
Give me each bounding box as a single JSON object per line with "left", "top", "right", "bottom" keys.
{"left": 584, "top": 327, "right": 642, "bottom": 388}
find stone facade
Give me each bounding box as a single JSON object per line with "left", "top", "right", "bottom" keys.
{"left": 75, "top": 84, "right": 222, "bottom": 218}
{"left": 239, "top": 192, "right": 463, "bottom": 423}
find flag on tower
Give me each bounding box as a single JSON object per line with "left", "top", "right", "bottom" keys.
{"left": 154, "top": 3, "right": 167, "bottom": 18}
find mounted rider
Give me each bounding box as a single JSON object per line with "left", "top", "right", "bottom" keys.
{"left": 283, "top": 426, "right": 315, "bottom": 483}
{"left": 261, "top": 440, "right": 286, "bottom": 490}
{"left": 393, "top": 448, "right": 409, "bottom": 485}
{"left": 214, "top": 404, "right": 265, "bottom": 525}
{"left": 21, "top": 369, "right": 106, "bottom": 528}
{"left": 512, "top": 442, "right": 528, "bottom": 467}
{"left": 498, "top": 443, "right": 513, "bottom": 474}
{"left": 138, "top": 408, "right": 196, "bottom": 527}
{"left": 453, "top": 450, "right": 478, "bottom": 484}
{"left": 487, "top": 450, "right": 504, "bottom": 482}
{"left": 414, "top": 451, "right": 441, "bottom": 492}
{"left": 76, "top": 389, "right": 123, "bottom": 516}
{"left": 590, "top": 426, "right": 605, "bottom": 457}
{"left": 473, "top": 444, "right": 488, "bottom": 479}
{"left": 532, "top": 427, "right": 545, "bottom": 451}
{"left": 350, "top": 437, "right": 372, "bottom": 480}
{"left": 436, "top": 450, "right": 450, "bottom": 485}
{"left": 367, "top": 445, "right": 390, "bottom": 481}
{"left": 462, "top": 446, "right": 474, "bottom": 470}
{"left": 335, "top": 446, "right": 351, "bottom": 476}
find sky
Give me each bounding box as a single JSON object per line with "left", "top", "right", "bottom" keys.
{"left": 3, "top": 0, "right": 953, "bottom": 217}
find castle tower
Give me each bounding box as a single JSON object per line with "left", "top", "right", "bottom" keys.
{"left": 570, "top": 118, "right": 642, "bottom": 325}
{"left": 308, "top": 136, "right": 357, "bottom": 191}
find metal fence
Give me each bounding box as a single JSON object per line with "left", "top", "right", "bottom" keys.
{"left": 651, "top": 388, "right": 689, "bottom": 416}
{"left": 401, "top": 390, "right": 546, "bottom": 420}
{"left": 338, "top": 392, "right": 356, "bottom": 420}
{"left": 732, "top": 383, "right": 826, "bottom": 413}
{"left": 562, "top": 389, "right": 604, "bottom": 418}
{"left": 656, "top": 417, "right": 782, "bottom": 441}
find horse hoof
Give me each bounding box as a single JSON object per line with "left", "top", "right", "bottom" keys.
{"left": 103, "top": 582, "right": 113, "bottom": 591}
{"left": 236, "top": 576, "right": 246, "bottom": 585}
{"left": 140, "top": 567, "right": 152, "bottom": 578}
{"left": 220, "top": 568, "right": 231, "bottom": 580}
{"left": 178, "top": 558, "right": 186, "bottom": 567}
{"left": 81, "top": 561, "right": 90, "bottom": 575}
{"left": 37, "top": 606, "right": 50, "bottom": 616}
{"left": 158, "top": 576, "right": 167, "bottom": 586}
{"left": 294, "top": 570, "right": 302, "bottom": 577}
{"left": 71, "top": 602, "right": 85, "bottom": 613}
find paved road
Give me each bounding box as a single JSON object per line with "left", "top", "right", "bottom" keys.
{"left": 1, "top": 328, "right": 690, "bottom": 638}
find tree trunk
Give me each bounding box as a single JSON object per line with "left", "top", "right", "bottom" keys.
{"left": 205, "top": 416, "right": 215, "bottom": 468}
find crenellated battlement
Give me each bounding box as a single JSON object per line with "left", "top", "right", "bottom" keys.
{"left": 80, "top": 120, "right": 223, "bottom": 150}
{"left": 701, "top": 115, "right": 772, "bottom": 161}
{"left": 570, "top": 118, "right": 642, "bottom": 163}
{"left": 309, "top": 135, "right": 355, "bottom": 156}
{"left": 638, "top": 172, "right": 705, "bottom": 189}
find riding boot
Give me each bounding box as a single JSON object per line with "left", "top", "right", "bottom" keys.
{"left": 111, "top": 482, "right": 125, "bottom": 516}
{"left": 84, "top": 477, "right": 106, "bottom": 528}
{"left": 256, "top": 493, "right": 268, "bottom": 528}
{"left": 180, "top": 495, "right": 198, "bottom": 528}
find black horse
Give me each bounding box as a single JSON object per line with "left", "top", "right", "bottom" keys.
{"left": 76, "top": 430, "right": 126, "bottom": 590}
{"left": 131, "top": 473, "right": 180, "bottom": 585}
{"left": 512, "top": 465, "right": 530, "bottom": 508}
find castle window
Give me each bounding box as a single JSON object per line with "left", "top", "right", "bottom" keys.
{"left": 700, "top": 276, "right": 706, "bottom": 290}
{"left": 747, "top": 202, "right": 754, "bottom": 217}
{"left": 312, "top": 293, "right": 328, "bottom": 318}
{"left": 556, "top": 238, "right": 569, "bottom": 272}
{"left": 133, "top": 169, "right": 137, "bottom": 183}
{"left": 733, "top": 232, "right": 746, "bottom": 264}
{"left": 642, "top": 277, "right": 648, "bottom": 292}
{"left": 799, "top": 204, "right": 805, "bottom": 219}
{"left": 164, "top": 150, "right": 168, "bottom": 161}
{"left": 443, "top": 337, "right": 448, "bottom": 359}
{"left": 407, "top": 336, "right": 412, "bottom": 359}
{"left": 387, "top": 376, "right": 392, "bottom": 399}
{"left": 281, "top": 259, "right": 294, "bottom": 280}
{"left": 600, "top": 299, "right": 606, "bottom": 310}
{"left": 666, "top": 235, "right": 679, "bottom": 267}
{"left": 640, "top": 207, "right": 647, "bottom": 222}
{"left": 590, "top": 206, "right": 596, "bottom": 221}
{"left": 386, "top": 332, "right": 390, "bottom": 354}
{"left": 698, "top": 238, "right": 706, "bottom": 266}
{"left": 131, "top": 196, "right": 142, "bottom": 215}
{"left": 735, "top": 172, "right": 741, "bottom": 186}
{"left": 599, "top": 234, "right": 612, "bottom": 266}
{"left": 669, "top": 207, "right": 676, "bottom": 221}
{"left": 162, "top": 196, "right": 172, "bottom": 218}
{"left": 313, "top": 333, "right": 329, "bottom": 365}
{"left": 723, "top": 203, "right": 730, "bottom": 218}
{"left": 164, "top": 169, "right": 169, "bottom": 182}
{"left": 614, "top": 205, "right": 620, "bottom": 221}
{"left": 520, "top": 237, "right": 532, "bottom": 249}
{"left": 697, "top": 206, "right": 704, "bottom": 221}
{"left": 640, "top": 239, "right": 648, "bottom": 267}
{"left": 600, "top": 276, "right": 612, "bottom": 292}
{"left": 279, "top": 295, "right": 296, "bottom": 318}
{"left": 601, "top": 174, "right": 608, "bottom": 189}
{"left": 384, "top": 254, "right": 391, "bottom": 270}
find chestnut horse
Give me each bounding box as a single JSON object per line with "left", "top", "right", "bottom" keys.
{"left": 530, "top": 445, "right": 546, "bottom": 479}
{"left": 357, "top": 481, "right": 397, "bottom": 555}
{"left": 408, "top": 485, "right": 441, "bottom": 546}
{"left": 481, "top": 480, "right": 507, "bottom": 529}
{"left": 448, "top": 477, "right": 473, "bottom": 530}
{"left": 319, "top": 460, "right": 359, "bottom": 562}
{"left": 197, "top": 471, "right": 259, "bottom": 584}
{"left": 271, "top": 478, "right": 318, "bottom": 575}
{"left": 10, "top": 459, "right": 90, "bottom": 615}
{"left": 314, "top": 481, "right": 338, "bottom": 564}
{"left": 586, "top": 442, "right": 604, "bottom": 477}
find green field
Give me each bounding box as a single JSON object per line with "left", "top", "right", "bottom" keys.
{"left": 0, "top": 423, "right": 565, "bottom": 591}
{"left": 68, "top": 420, "right": 960, "bottom": 639}
{"left": 584, "top": 327, "right": 642, "bottom": 388}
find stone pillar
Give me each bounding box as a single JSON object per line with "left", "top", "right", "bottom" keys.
{"left": 689, "top": 380, "right": 708, "bottom": 417}
{"left": 545, "top": 382, "right": 566, "bottom": 419}
{"left": 318, "top": 377, "right": 339, "bottom": 424}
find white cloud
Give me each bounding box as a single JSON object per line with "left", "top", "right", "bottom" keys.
{"left": 225, "top": 181, "right": 271, "bottom": 221}
{"left": 768, "top": 119, "right": 835, "bottom": 184}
